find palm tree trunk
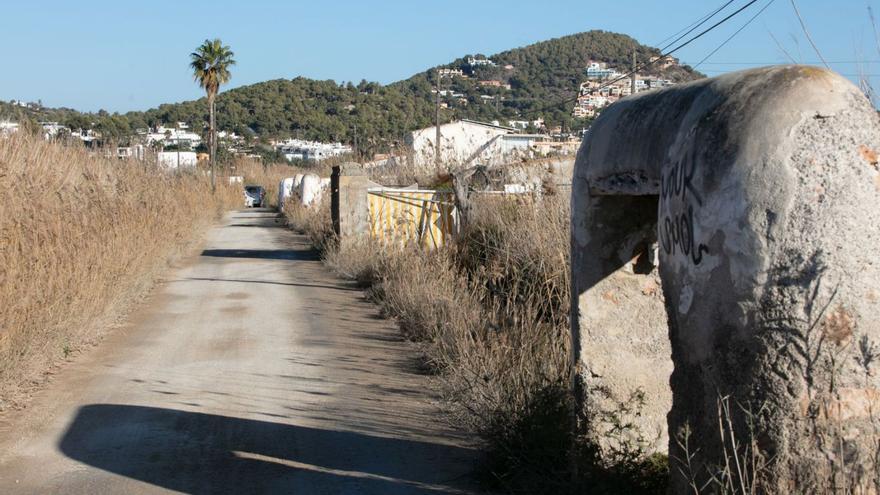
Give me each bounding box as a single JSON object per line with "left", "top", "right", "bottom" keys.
{"left": 209, "top": 93, "right": 216, "bottom": 194}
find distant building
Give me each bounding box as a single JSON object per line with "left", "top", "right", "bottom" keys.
{"left": 407, "top": 119, "right": 555, "bottom": 167}
{"left": 467, "top": 56, "right": 496, "bottom": 67}
{"left": 275, "top": 139, "right": 351, "bottom": 162}
{"left": 0, "top": 121, "right": 20, "bottom": 137}
{"left": 572, "top": 73, "right": 678, "bottom": 118}
{"left": 586, "top": 62, "right": 620, "bottom": 80}
{"left": 158, "top": 151, "right": 198, "bottom": 169}
{"left": 500, "top": 134, "right": 549, "bottom": 154}
{"left": 145, "top": 125, "right": 202, "bottom": 149}
{"left": 649, "top": 55, "right": 678, "bottom": 69}
{"left": 116, "top": 145, "right": 145, "bottom": 160}
{"left": 437, "top": 68, "right": 464, "bottom": 77}
{"left": 39, "top": 122, "right": 69, "bottom": 140}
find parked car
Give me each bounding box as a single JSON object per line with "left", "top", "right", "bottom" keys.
{"left": 244, "top": 185, "right": 265, "bottom": 207}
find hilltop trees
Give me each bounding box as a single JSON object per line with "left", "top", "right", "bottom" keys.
{"left": 7, "top": 31, "right": 703, "bottom": 158}
{"left": 190, "top": 38, "right": 236, "bottom": 192}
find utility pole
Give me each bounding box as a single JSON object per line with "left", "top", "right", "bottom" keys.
{"left": 631, "top": 48, "right": 637, "bottom": 96}
{"left": 353, "top": 123, "right": 358, "bottom": 159}
{"left": 435, "top": 69, "right": 442, "bottom": 171}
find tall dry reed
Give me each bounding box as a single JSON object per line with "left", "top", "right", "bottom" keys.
{"left": 0, "top": 135, "right": 240, "bottom": 408}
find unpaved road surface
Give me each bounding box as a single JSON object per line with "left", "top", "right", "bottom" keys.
{"left": 0, "top": 209, "right": 481, "bottom": 494}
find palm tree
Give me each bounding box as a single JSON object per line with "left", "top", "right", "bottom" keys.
{"left": 190, "top": 39, "right": 235, "bottom": 192}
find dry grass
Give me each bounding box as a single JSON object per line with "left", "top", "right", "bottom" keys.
{"left": 0, "top": 135, "right": 243, "bottom": 409}
{"left": 316, "top": 192, "right": 580, "bottom": 492}
{"left": 285, "top": 175, "right": 665, "bottom": 492}
{"left": 283, "top": 192, "right": 335, "bottom": 254}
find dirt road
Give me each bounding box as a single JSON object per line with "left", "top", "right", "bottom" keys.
{"left": 0, "top": 209, "right": 480, "bottom": 494}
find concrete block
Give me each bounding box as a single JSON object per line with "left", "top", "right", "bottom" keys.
{"left": 572, "top": 65, "right": 880, "bottom": 491}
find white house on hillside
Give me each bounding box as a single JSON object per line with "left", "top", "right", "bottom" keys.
{"left": 407, "top": 119, "right": 548, "bottom": 168}
{"left": 145, "top": 125, "right": 202, "bottom": 149}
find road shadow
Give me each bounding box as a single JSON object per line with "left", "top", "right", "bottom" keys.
{"left": 59, "top": 404, "right": 478, "bottom": 494}
{"left": 226, "top": 222, "right": 285, "bottom": 228}
{"left": 200, "top": 249, "right": 319, "bottom": 261}
{"left": 173, "top": 277, "right": 358, "bottom": 291}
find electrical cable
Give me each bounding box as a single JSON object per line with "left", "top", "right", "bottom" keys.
{"left": 692, "top": 0, "right": 778, "bottom": 71}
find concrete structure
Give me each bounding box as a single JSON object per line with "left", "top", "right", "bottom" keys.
{"left": 278, "top": 177, "right": 296, "bottom": 212}
{"left": 572, "top": 65, "right": 880, "bottom": 492}
{"left": 331, "top": 163, "right": 380, "bottom": 247}
{"left": 157, "top": 151, "right": 197, "bottom": 169}
{"left": 299, "top": 174, "right": 329, "bottom": 207}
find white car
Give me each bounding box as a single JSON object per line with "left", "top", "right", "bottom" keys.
{"left": 244, "top": 185, "right": 265, "bottom": 207}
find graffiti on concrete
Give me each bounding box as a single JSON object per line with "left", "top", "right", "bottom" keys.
{"left": 659, "top": 156, "right": 709, "bottom": 265}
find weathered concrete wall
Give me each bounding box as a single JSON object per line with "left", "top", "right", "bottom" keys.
{"left": 572, "top": 65, "right": 880, "bottom": 492}
{"left": 278, "top": 177, "right": 295, "bottom": 212}
{"left": 331, "top": 163, "right": 379, "bottom": 246}
{"left": 570, "top": 192, "right": 671, "bottom": 454}
{"left": 299, "top": 174, "right": 324, "bottom": 206}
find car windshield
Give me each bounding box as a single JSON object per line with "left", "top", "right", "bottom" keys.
{"left": 245, "top": 186, "right": 262, "bottom": 194}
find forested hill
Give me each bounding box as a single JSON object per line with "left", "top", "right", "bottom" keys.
{"left": 2, "top": 31, "right": 702, "bottom": 155}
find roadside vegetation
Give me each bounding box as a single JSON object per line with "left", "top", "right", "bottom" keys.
{"left": 284, "top": 168, "right": 667, "bottom": 494}
{"left": 0, "top": 134, "right": 291, "bottom": 409}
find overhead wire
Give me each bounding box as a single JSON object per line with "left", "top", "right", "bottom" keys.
{"left": 691, "top": 0, "right": 778, "bottom": 71}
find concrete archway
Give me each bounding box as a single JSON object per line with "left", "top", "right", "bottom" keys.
{"left": 572, "top": 65, "right": 880, "bottom": 491}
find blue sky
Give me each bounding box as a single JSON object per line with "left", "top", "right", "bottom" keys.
{"left": 0, "top": 0, "right": 876, "bottom": 112}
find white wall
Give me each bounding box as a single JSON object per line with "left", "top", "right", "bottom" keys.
{"left": 407, "top": 120, "right": 538, "bottom": 169}
{"left": 157, "top": 151, "right": 198, "bottom": 169}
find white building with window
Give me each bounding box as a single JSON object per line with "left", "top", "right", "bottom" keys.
{"left": 145, "top": 125, "right": 202, "bottom": 149}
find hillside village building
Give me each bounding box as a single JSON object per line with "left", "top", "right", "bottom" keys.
{"left": 437, "top": 68, "right": 464, "bottom": 77}
{"left": 143, "top": 125, "right": 203, "bottom": 149}
{"left": 466, "top": 56, "right": 495, "bottom": 67}
{"left": 573, "top": 61, "right": 677, "bottom": 118}
{"left": 274, "top": 139, "right": 351, "bottom": 162}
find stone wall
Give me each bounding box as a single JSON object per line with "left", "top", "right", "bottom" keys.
{"left": 331, "top": 163, "right": 379, "bottom": 247}
{"left": 572, "top": 65, "right": 880, "bottom": 492}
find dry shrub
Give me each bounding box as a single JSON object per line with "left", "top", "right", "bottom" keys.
{"left": 458, "top": 193, "right": 570, "bottom": 327}
{"left": 313, "top": 191, "right": 575, "bottom": 492}
{"left": 0, "top": 135, "right": 244, "bottom": 408}
{"left": 302, "top": 184, "right": 664, "bottom": 492}
{"left": 283, "top": 193, "right": 335, "bottom": 255}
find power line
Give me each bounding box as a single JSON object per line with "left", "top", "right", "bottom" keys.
{"left": 702, "top": 70, "right": 880, "bottom": 77}
{"left": 653, "top": 0, "right": 736, "bottom": 48}
{"left": 521, "top": 0, "right": 761, "bottom": 117}
{"left": 696, "top": 60, "right": 880, "bottom": 65}
{"left": 692, "top": 0, "right": 778, "bottom": 71}
{"left": 656, "top": 0, "right": 737, "bottom": 53}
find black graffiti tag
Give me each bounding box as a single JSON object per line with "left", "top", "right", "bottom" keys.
{"left": 659, "top": 157, "right": 709, "bottom": 265}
